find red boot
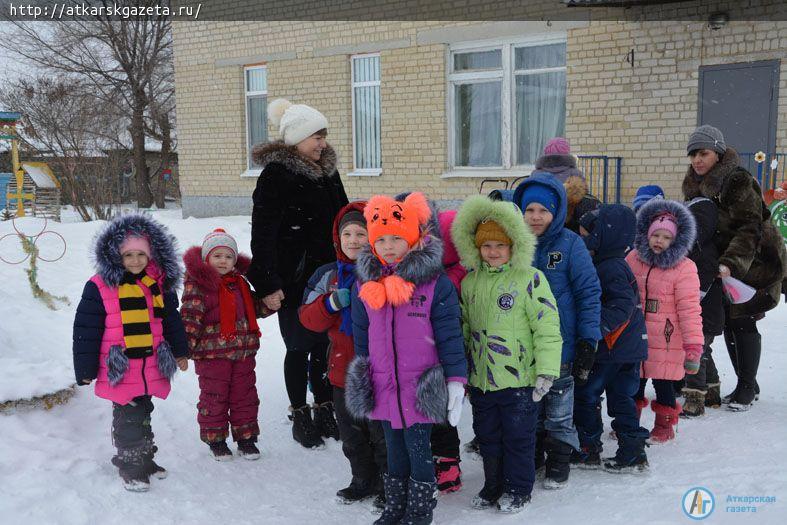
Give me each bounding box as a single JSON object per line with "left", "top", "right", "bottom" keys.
{"left": 435, "top": 456, "right": 462, "bottom": 494}
{"left": 648, "top": 401, "right": 682, "bottom": 444}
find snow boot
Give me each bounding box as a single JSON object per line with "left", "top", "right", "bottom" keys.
{"left": 543, "top": 436, "right": 573, "bottom": 489}
{"left": 115, "top": 447, "right": 150, "bottom": 492}
{"left": 435, "top": 456, "right": 462, "bottom": 494}
{"left": 374, "top": 474, "right": 408, "bottom": 525}
{"left": 496, "top": 492, "right": 531, "bottom": 514}
{"left": 336, "top": 477, "right": 376, "bottom": 504}
{"left": 603, "top": 430, "right": 649, "bottom": 474}
{"left": 705, "top": 383, "right": 721, "bottom": 408}
{"left": 635, "top": 397, "right": 649, "bottom": 419}
{"left": 237, "top": 438, "right": 261, "bottom": 460}
{"left": 141, "top": 441, "right": 167, "bottom": 480}
{"left": 680, "top": 388, "right": 705, "bottom": 418}
{"left": 722, "top": 383, "right": 759, "bottom": 405}
{"left": 290, "top": 405, "right": 325, "bottom": 449}
{"left": 312, "top": 401, "right": 341, "bottom": 441}
{"left": 209, "top": 441, "right": 233, "bottom": 461}
{"left": 571, "top": 444, "right": 601, "bottom": 470}
{"left": 401, "top": 478, "right": 438, "bottom": 525}
{"left": 728, "top": 384, "right": 757, "bottom": 412}
{"left": 471, "top": 455, "right": 504, "bottom": 509}
{"left": 648, "top": 401, "right": 681, "bottom": 444}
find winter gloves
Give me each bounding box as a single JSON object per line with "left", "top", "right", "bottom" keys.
{"left": 572, "top": 340, "right": 597, "bottom": 386}
{"left": 446, "top": 381, "right": 465, "bottom": 427}
{"left": 326, "top": 288, "right": 351, "bottom": 312}
{"left": 684, "top": 344, "right": 703, "bottom": 375}
{"left": 533, "top": 375, "right": 556, "bottom": 402}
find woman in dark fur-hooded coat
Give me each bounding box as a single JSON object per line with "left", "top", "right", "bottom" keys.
{"left": 682, "top": 127, "right": 787, "bottom": 318}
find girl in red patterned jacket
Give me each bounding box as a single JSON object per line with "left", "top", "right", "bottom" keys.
{"left": 181, "top": 229, "right": 270, "bottom": 460}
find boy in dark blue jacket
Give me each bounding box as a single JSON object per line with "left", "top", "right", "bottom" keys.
{"left": 574, "top": 204, "right": 650, "bottom": 474}
{"left": 513, "top": 173, "right": 602, "bottom": 489}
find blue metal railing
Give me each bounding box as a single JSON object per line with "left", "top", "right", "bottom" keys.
{"left": 480, "top": 155, "right": 623, "bottom": 204}
{"left": 737, "top": 153, "right": 786, "bottom": 191}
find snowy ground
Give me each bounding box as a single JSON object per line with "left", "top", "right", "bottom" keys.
{"left": 1, "top": 210, "right": 785, "bottom": 524}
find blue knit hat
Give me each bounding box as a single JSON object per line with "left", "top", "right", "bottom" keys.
{"left": 632, "top": 185, "right": 665, "bottom": 212}
{"left": 519, "top": 183, "right": 559, "bottom": 215}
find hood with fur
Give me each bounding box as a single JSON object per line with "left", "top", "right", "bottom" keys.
{"left": 682, "top": 146, "right": 740, "bottom": 200}
{"left": 534, "top": 153, "right": 584, "bottom": 184}
{"left": 92, "top": 213, "right": 181, "bottom": 290}
{"left": 251, "top": 140, "right": 338, "bottom": 181}
{"left": 633, "top": 198, "right": 697, "bottom": 269}
{"left": 452, "top": 195, "right": 537, "bottom": 272}
{"left": 183, "top": 246, "right": 252, "bottom": 293}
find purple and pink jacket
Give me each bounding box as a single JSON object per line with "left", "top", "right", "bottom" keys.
{"left": 72, "top": 214, "right": 188, "bottom": 405}
{"left": 345, "top": 230, "right": 467, "bottom": 430}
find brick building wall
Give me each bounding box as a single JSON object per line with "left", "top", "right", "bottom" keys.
{"left": 172, "top": 4, "right": 787, "bottom": 217}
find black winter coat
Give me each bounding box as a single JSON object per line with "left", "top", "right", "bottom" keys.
{"left": 682, "top": 146, "right": 787, "bottom": 317}
{"left": 686, "top": 197, "right": 724, "bottom": 336}
{"left": 247, "top": 141, "right": 349, "bottom": 309}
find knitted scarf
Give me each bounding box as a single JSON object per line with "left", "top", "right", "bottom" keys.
{"left": 336, "top": 261, "right": 356, "bottom": 336}
{"left": 118, "top": 271, "right": 165, "bottom": 358}
{"left": 219, "top": 273, "right": 260, "bottom": 340}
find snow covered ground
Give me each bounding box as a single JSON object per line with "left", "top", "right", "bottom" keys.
{"left": 1, "top": 210, "right": 785, "bottom": 524}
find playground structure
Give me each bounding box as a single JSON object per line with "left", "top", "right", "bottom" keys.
{"left": 0, "top": 112, "right": 61, "bottom": 221}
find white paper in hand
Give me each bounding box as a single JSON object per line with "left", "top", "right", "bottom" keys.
{"left": 721, "top": 276, "right": 757, "bottom": 304}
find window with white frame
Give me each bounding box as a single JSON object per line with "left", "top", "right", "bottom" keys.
{"left": 245, "top": 65, "right": 268, "bottom": 170}
{"left": 448, "top": 40, "right": 566, "bottom": 169}
{"left": 351, "top": 54, "right": 382, "bottom": 174}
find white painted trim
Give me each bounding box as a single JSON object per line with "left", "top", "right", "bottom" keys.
{"left": 347, "top": 169, "right": 383, "bottom": 177}
{"left": 244, "top": 65, "right": 268, "bottom": 170}
{"left": 240, "top": 169, "right": 261, "bottom": 178}
{"left": 418, "top": 21, "right": 582, "bottom": 46}
{"left": 441, "top": 167, "right": 534, "bottom": 179}
{"left": 351, "top": 53, "right": 382, "bottom": 173}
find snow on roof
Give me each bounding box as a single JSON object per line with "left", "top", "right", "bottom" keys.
{"left": 22, "top": 163, "right": 57, "bottom": 188}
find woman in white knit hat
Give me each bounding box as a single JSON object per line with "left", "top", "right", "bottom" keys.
{"left": 247, "top": 99, "right": 349, "bottom": 449}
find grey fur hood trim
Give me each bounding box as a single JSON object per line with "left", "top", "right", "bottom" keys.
{"left": 355, "top": 234, "right": 445, "bottom": 286}
{"left": 251, "top": 140, "right": 338, "bottom": 181}
{"left": 634, "top": 198, "right": 697, "bottom": 269}
{"left": 536, "top": 153, "right": 577, "bottom": 170}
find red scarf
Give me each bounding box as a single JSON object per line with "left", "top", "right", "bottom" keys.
{"left": 219, "top": 273, "right": 260, "bottom": 340}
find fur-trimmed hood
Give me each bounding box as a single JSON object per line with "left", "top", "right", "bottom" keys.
{"left": 633, "top": 198, "right": 697, "bottom": 269}
{"left": 452, "top": 195, "right": 537, "bottom": 272}
{"left": 682, "top": 146, "right": 741, "bottom": 200}
{"left": 183, "top": 246, "right": 252, "bottom": 293}
{"left": 92, "top": 213, "right": 181, "bottom": 290}
{"left": 251, "top": 140, "right": 338, "bottom": 181}
{"left": 534, "top": 153, "right": 584, "bottom": 184}
{"left": 355, "top": 235, "right": 444, "bottom": 288}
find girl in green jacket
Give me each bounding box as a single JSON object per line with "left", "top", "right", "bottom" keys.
{"left": 452, "top": 195, "right": 563, "bottom": 514}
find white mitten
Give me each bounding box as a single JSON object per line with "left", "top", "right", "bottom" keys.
{"left": 532, "top": 375, "right": 556, "bottom": 402}
{"left": 446, "top": 381, "right": 466, "bottom": 427}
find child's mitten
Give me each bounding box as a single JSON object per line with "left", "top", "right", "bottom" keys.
{"left": 684, "top": 344, "right": 703, "bottom": 375}
{"left": 532, "top": 375, "right": 556, "bottom": 402}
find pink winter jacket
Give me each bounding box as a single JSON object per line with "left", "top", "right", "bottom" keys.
{"left": 626, "top": 251, "right": 704, "bottom": 380}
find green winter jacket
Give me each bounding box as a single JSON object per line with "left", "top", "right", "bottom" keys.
{"left": 452, "top": 195, "right": 563, "bottom": 392}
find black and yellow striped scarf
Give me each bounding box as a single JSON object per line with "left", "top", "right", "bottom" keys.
{"left": 119, "top": 272, "right": 165, "bottom": 358}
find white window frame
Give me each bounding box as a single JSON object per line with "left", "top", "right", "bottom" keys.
{"left": 445, "top": 35, "right": 567, "bottom": 178}
{"left": 242, "top": 64, "right": 268, "bottom": 177}
{"left": 349, "top": 52, "right": 383, "bottom": 177}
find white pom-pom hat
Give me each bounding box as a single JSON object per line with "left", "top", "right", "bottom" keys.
{"left": 268, "top": 98, "right": 329, "bottom": 146}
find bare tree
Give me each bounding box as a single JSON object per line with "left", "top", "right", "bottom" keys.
{"left": 6, "top": 1, "right": 174, "bottom": 208}
{"left": 0, "top": 76, "right": 127, "bottom": 221}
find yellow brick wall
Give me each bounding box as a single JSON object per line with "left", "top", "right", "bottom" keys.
{"left": 172, "top": 11, "right": 787, "bottom": 215}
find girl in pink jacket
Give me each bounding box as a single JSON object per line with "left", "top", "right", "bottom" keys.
{"left": 626, "top": 199, "right": 703, "bottom": 443}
